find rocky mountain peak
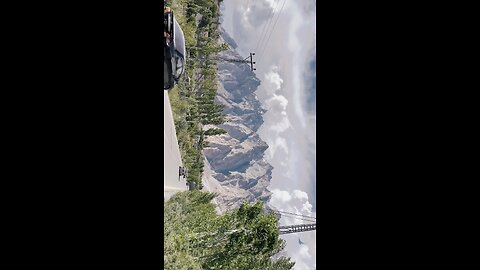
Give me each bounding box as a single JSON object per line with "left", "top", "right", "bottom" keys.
{"left": 201, "top": 28, "right": 273, "bottom": 212}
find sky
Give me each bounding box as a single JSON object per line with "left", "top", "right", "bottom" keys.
{"left": 220, "top": 0, "right": 317, "bottom": 269}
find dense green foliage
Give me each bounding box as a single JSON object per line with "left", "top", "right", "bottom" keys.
{"left": 166, "top": 0, "right": 229, "bottom": 188}
{"left": 164, "top": 191, "right": 295, "bottom": 270}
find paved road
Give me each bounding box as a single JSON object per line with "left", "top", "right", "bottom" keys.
{"left": 164, "top": 91, "right": 188, "bottom": 200}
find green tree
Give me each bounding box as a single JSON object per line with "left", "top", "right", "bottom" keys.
{"left": 164, "top": 193, "right": 295, "bottom": 270}
{"left": 204, "top": 128, "right": 227, "bottom": 136}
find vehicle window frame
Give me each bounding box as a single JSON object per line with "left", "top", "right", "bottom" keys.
{"left": 173, "top": 54, "right": 185, "bottom": 80}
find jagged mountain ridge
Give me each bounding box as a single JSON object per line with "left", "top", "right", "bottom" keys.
{"left": 201, "top": 27, "right": 273, "bottom": 211}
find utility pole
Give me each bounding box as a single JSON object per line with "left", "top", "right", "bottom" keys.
{"left": 215, "top": 52, "right": 257, "bottom": 71}
{"left": 248, "top": 52, "right": 256, "bottom": 71}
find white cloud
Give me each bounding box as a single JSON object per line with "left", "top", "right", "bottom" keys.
{"left": 221, "top": 0, "right": 316, "bottom": 268}
{"left": 261, "top": 66, "right": 291, "bottom": 158}
{"left": 292, "top": 189, "right": 309, "bottom": 201}
{"left": 270, "top": 189, "right": 292, "bottom": 204}
{"left": 302, "top": 201, "right": 313, "bottom": 213}
{"left": 269, "top": 113, "right": 290, "bottom": 133}
{"left": 264, "top": 66, "right": 284, "bottom": 91}
{"left": 262, "top": 67, "right": 291, "bottom": 135}
{"left": 291, "top": 68, "right": 307, "bottom": 128}
{"left": 267, "top": 137, "right": 289, "bottom": 159}
{"left": 264, "top": 0, "right": 279, "bottom": 10}
{"left": 265, "top": 94, "right": 288, "bottom": 111}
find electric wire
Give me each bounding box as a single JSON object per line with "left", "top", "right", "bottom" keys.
{"left": 281, "top": 216, "right": 316, "bottom": 223}
{"left": 258, "top": 0, "right": 289, "bottom": 62}
{"left": 274, "top": 210, "right": 316, "bottom": 221}
{"left": 254, "top": 0, "right": 281, "bottom": 53}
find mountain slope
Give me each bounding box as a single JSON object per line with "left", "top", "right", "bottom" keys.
{"left": 201, "top": 27, "right": 273, "bottom": 212}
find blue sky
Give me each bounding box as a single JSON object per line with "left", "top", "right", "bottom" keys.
{"left": 220, "top": 1, "right": 317, "bottom": 269}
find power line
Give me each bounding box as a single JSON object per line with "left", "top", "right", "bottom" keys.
{"left": 214, "top": 52, "right": 256, "bottom": 71}
{"left": 281, "top": 216, "right": 316, "bottom": 223}
{"left": 255, "top": 0, "right": 281, "bottom": 53}
{"left": 258, "top": 0, "right": 288, "bottom": 62}
{"left": 254, "top": 0, "right": 281, "bottom": 53}
{"left": 274, "top": 210, "right": 316, "bottom": 221}
{"left": 258, "top": 0, "right": 289, "bottom": 62}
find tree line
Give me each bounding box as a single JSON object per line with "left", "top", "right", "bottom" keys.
{"left": 164, "top": 191, "right": 295, "bottom": 270}
{"left": 166, "top": 0, "right": 230, "bottom": 188}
